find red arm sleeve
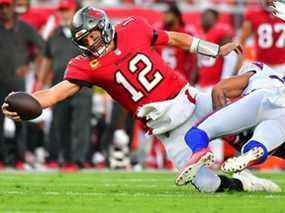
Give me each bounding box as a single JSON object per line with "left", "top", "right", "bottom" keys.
{"left": 151, "top": 29, "right": 169, "bottom": 46}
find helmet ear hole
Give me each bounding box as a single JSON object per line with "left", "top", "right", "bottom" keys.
{"left": 88, "top": 19, "right": 96, "bottom": 28}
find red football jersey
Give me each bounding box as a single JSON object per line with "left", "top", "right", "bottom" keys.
{"left": 244, "top": 6, "right": 285, "bottom": 65}
{"left": 64, "top": 17, "right": 188, "bottom": 115}
{"left": 197, "top": 23, "right": 234, "bottom": 87}
{"left": 158, "top": 27, "right": 196, "bottom": 81}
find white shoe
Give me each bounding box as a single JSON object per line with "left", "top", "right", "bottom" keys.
{"left": 233, "top": 170, "right": 281, "bottom": 193}
{"left": 176, "top": 148, "right": 214, "bottom": 186}
{"left": 221, "top": 147, "right": 264, "bottom": 174}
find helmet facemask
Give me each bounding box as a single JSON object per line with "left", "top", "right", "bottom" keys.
{"left": 76, "top": 28, "right": 109, "bottom": 57}
{"left": 89, "top": 32, "right": 108, "bottom": 57}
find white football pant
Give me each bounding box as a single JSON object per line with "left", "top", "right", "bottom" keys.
{"left": 197, "top": 88, "right": 285, "bottom": 153}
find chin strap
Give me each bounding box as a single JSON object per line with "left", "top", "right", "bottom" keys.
{"left": 190, "top": 37, "right": 220, "bottom": 57}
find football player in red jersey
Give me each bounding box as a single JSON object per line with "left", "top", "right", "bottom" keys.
{"left": 240, "top": 0, "right": 285, "bottom": 75}
{"left": 3, "top": 6, "right": 276, "bottom": 193}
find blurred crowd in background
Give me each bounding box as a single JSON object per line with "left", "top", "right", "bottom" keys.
{"left": 1, "top": 0, "right": 285, "bottom": 172}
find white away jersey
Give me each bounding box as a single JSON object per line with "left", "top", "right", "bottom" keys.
{"left": 238, "top": 61, "right": 285, "bottom": 95}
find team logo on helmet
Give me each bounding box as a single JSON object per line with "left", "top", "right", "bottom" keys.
{"left": 88, "top": 9, "right": 104, "bottom": 19}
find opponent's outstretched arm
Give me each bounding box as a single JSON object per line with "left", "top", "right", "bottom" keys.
{"left": 2, "top": 80, "right": 81, "bottom": 121}
{"left": 166, "top": 31, "right": 243, "bottom": 57}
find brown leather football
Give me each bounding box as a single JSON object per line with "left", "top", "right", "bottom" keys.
{"left": 5, "top": 92, "right": 42, "bottom": 120}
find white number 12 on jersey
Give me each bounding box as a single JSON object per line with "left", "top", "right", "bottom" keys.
{"left": 115, "top": 53, "right": 163, "bottom": 102}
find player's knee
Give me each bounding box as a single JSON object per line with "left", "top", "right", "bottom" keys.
{"left": 242, "top": 140, "right": 269, "bottom": 164}
{"left": 184, "top": 127, "right": 209, "bottom": 153}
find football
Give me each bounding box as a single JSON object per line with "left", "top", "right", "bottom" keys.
{"left": 5, "top": 92, "right": 42, "bottom": 120}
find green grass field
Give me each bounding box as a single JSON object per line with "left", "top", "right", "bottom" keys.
{"left": 0, "top": 171, "right": 284, "bottom": 213}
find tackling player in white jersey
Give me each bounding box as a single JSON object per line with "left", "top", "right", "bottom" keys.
{"left": 221, "top": 62, "right": 285, "bottom": 173}
{"left": 177, "top": 61, "right": 285, "bottom": 185}
{"left": 176, "top": 0, "right": 285, "bottom": 185}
